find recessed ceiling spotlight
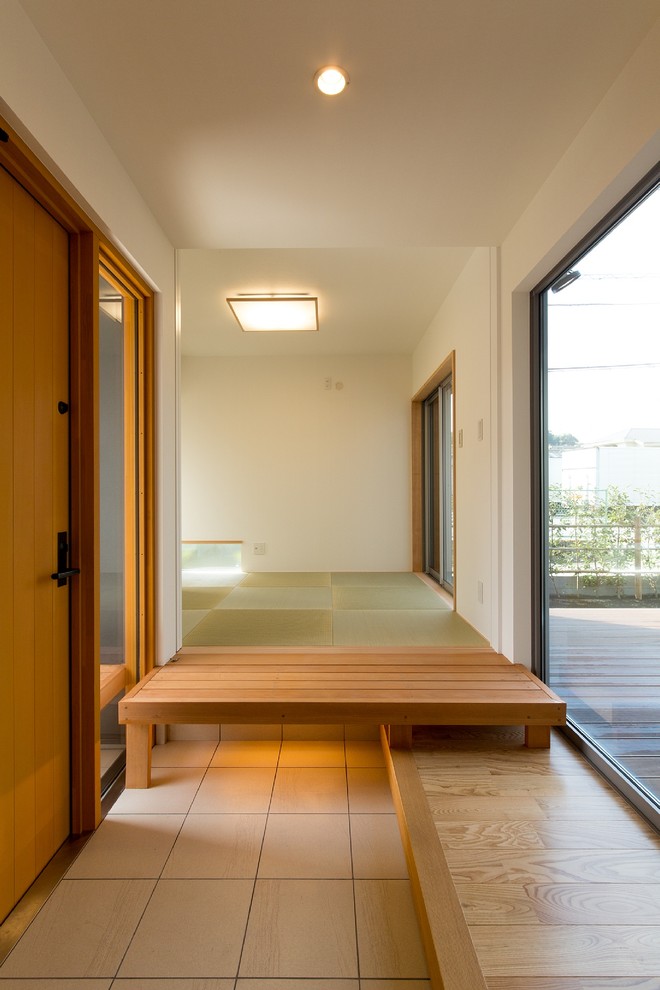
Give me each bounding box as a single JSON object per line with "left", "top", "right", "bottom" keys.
{"left": 314, "top": 65, "right": 349, "bottom": 96}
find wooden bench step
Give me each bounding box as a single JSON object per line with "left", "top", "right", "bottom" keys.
{"left": 119, "top": 650, "right": 565, "bottom": 789}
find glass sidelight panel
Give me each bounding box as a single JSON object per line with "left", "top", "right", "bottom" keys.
{"left": 424, "top": 376, "right": 454, "bottom": 592}
{"left": 98, "top": 266, "right": 143, "bottom": 792}
{"left": 537, "top": 176, "right": 660, "bottom": 824}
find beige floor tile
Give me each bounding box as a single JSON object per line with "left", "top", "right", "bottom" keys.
{"left": 162, "top": 814, "right": 266, "bottom": 878}
{"left": 211, "top": 740, "right": 281, "bottom": 767}
{"left": 168, "top": 724, "right": 220, "bottom": 742}
{"left": 151, "top": 741, "right": 218, "bottom": 767}
{"left": 221, "top": 724, "right": 282, "bottom": 741}
{"left": 354, "top": 880, "right": 428, "bottom": 979}
{"left": 189, "top": 768, "right": 275, "bottom": 813}
{"left": 350, "top": 815, "right": 408, "bottom": 879}
{"left": 118, "top": 879, "right": 253, "bottom": 977}
{"left": 344, "top": 725, "right": 380, "bottom": 741}
{"left": 347, "top": 769, "right": 395, "bottom": 813}
{"left": 345, "top": 741, "right": 386, "bottom": 767}
{"left": 258, "top": 814, "right": 351, "bottom": 878}
{"left": 270, "top": 768, "right": 348, "bottom": 813}
{"left": 239, "top": 879, "right": 358, "bottom": 977}
{"left": 0, "top": 879, "right": 155, "bottom": 978}
{"left": 279, "top": 740, "right": 346, "bottom": 767}
{"left": 283, "top": 724, "right": 345, "bottom": 740}
{"left": 114, "top": 982, "right": 233, "bottom": 989}
{"left": 238, "top": 982, "right": 357, "bottom": 989}
{"left": 108, "top": 769, "right": 205, "bottom": 815}
{"left": 0, "top": 983, "right": 112, "bottom": 989}
{"left": 66, "top": 815, "right": 184, "bottom": 879}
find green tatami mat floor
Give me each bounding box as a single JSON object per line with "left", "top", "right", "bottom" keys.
{"left": 182, "top": 571, "right": 488, "bottom": 648}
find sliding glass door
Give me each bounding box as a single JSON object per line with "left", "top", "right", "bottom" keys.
{"left": 423, "top": 376, "right": 454, "bottom": 591}
{"left": 535, "top": 172, "right": 660, "bottom": 824}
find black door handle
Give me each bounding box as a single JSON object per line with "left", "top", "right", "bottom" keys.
{"left": 51, "top": 531, "right": 80, "bottom": 587}
{"left": 51, "top": 567, "right": 81, "bottom": 584}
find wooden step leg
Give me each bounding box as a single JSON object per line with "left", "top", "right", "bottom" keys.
{"left": 525, "top": 724, "right": 551, "bottom": 749}
{"left": 389, "top": 724, "right": 413, "bottom": 749}
{"left": 125, "top": 723, "right": 152, "bottom": 787}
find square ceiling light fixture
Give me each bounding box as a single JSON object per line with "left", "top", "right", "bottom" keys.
{"left": 226, "top": 294, "right": 319, "bottom": 333}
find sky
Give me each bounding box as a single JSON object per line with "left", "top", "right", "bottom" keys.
{"left": 547, "top": 183, "right": 660, "bottom": 445}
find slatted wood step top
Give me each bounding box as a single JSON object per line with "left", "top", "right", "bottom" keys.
{"left": 119, "top": 650, "right": 565, "bottom": 789}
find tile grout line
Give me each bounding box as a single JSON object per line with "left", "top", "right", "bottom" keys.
{"left": 345, "top": 733, "right": 363, "bottom": 984}
{"left": 108, "top": 741, "right": 220, "bottom": 982}
{"left": 232, "top": 734, "right": 283, "bottom": 981}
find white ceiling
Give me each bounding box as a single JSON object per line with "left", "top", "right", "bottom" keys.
{"left": 19, "top": 0, "right": 660, "bottom": 355}
{"left": 179, "top": 247, "right": 472, "bottom": 356}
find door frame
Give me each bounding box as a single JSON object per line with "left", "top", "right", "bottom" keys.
{"left": 0, "top": 116, "right": 156, "bottom": 833}
{"left": 412, "top": 351, "right": 456, "bottom": 602}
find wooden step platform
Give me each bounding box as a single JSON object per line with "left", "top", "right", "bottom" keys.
{"left": 119, "top": 649, "right": 565, "bottom": 788}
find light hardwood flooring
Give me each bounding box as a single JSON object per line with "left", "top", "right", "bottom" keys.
{"left": 414, "top": 724, "right": 660, "bottom": 988}
{"left": 0, "top": 735, "right": 430, "bottom": 988}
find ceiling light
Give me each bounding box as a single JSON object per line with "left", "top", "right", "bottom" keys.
{"left": 227, "top": 295, "right": 319, "bottom": 333}
{"left": 314, "top": 65, "right": 349, "bottom": 96}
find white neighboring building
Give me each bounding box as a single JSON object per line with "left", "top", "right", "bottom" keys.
{"left": 552, "top": 429, "right": 660, "bottom": 503}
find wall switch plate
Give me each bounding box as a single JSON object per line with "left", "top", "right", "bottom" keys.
{"left": 252, "top": 542, "right": 266, "bottom": 555}
{"left": 477, "top": 418, "right": 484, "bottom": 441}
{"left": 323, "top": 377, "right": 332, "bottom": 390}
{"left": 477, "top": 579, "right": 484, "bottom": 603}
{"left": 458, "top": 428, "right": 464, "bottom": 448}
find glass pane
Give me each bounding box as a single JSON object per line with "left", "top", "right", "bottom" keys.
{"left": 99, "top": 274, "right": 125, "bottom": 664}
{"left": 424, "top": 381, "right": 453, "bottom": 592}
{"left": 182, "top": 542, "right": 243, "bottom": 586}
{"left": 545, "top": 183, "right": 660, "bottom": 808}
{"left": 98, "top": 270, "right": 140, "bottom": 792}
{"left": 442, "top": 381, "right": 454, "bottom": 588}
{"left": 424, "top": 393, "right": 441, "bottom": 579}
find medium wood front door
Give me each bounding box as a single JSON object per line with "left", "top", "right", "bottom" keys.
{"left": 0, "top": 165, "right": 71, "bottom": 922}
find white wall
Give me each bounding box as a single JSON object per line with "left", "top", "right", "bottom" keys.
{"left": 499, "top": 17, "right": 660, "bottom": 664}
{"left": 181, "top": 354, "right": 412, "bottom": 572}
{"left": 412, "top": 248, "right": 496, "bottom": 641}
{"left": 0, "top": 0, "right": 178, "bottom": 661}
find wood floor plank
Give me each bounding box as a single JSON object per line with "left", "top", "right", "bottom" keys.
{"left": 446, "top": 838, "right": 660, "bottom": 884}
{"left": 472, "top": 925, "right": 660, "bottom": 977}
{"left": 486, "top": 979, "right": 660, "bottom": 989}
{"left": 457, "top": 882, "right": 660, "bottom": 925}
{"left": 416, "top": 771, "right": 614, "bottom": 797}
{"left": 433, "top": 820, "right": 659, "bottom": 851}
{"left": 445, "top": 849, "right": 660, "bottom": 883}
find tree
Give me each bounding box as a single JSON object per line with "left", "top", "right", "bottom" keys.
{"left": 547, "top": 431, "right": 579, "bottom": 448}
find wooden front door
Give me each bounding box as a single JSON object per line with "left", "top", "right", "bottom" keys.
{"left": 0, "top": 165, "right": 71, "bottom": 922}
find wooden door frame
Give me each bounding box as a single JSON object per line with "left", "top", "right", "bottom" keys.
{"left": 0, "top": 117, "right": 156, "bottom": 833}
{"left": 411, "top": 352, "right": 456, "bottom": 602}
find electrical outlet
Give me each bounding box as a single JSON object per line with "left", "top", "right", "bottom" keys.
{"left": 323, "top": 377, "right": 332, "bottom": 390}
{"left": 458, "top": 428, "right": 464, "bottom": 448}
{"left": 252, "top": 542, "right": 266, "bottom": 555}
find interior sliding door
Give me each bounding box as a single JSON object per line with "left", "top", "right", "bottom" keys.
{"left": 423, "top": 375, "right": 454, "bottom": 592}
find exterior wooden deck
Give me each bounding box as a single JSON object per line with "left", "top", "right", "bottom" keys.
{"left": 549, "top": 606, "right": 660, "bottom": 803}
{"left": 119, "top": 649, "right": 566, "bottom": 788}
